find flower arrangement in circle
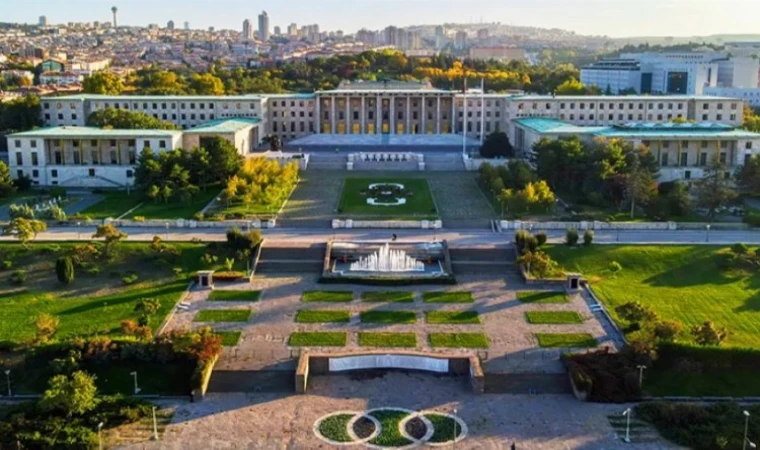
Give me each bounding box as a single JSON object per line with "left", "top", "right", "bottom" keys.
{"left": 361, "top": 183, "right": 414, "bottom": 206}
{"left": 313, "top": 407, "right": 467, "bottom": 448}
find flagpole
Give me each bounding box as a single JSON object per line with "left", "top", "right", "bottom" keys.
{"left": 462, "top": 76, "right": 467, "bottom": 157}
{"left": 480, "top": 77, "right": 486, "bottom": 145}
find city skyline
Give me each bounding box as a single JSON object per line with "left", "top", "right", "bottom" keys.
{"left": 5, "top": 0, "right": 760, "bottom": 38}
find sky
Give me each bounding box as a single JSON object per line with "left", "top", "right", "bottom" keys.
{"left": 6, "top": 0, "right": 760, "bottom": 38}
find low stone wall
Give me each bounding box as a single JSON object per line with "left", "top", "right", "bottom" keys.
{"left": 260, "top": 152, "right": 310, "bottom": 170}
{"left": 501, "top": 220, "right": 675, "bottom": 231}
{"left": 332, "top": 219, "right": 443, "bottom": 229}
{"left": 296, "top": 351, "right": 483, "bottom": 394}
{"left": 101, "top": 218, "right": 277, "bottom": 229}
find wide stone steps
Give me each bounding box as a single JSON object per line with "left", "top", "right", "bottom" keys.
{"left": 483, "top": 373, "right": 571, "bottom": 394}
{"left": 206, "top": 370, "right": 296, "bottom": 393}
{"left": 255, "top": 245, "right": 326, "bottom": 274}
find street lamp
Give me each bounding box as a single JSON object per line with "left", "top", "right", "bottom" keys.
{"left": 151, "top": 406, "right": 159, "bottom": 441}
{"left": 165, "top": 222, "right": 170, "bottom": 241}
{"left": 77, "top": 221, "right": 81, "bottom": 240}
{"left": 636, "top": 365, "right": 647, "bottom": 389}
{"left": 4, "top": 369, "right": 10, "bottom": 397}
{"left": 622, "top": 408, "right": 632, "bottom": 443}
{"left": 130, "top": 371, "right": 141, "bottom": 395}
{"left": 744, "top": 410, "right": 751, "bottom": 450}
{"left": 705, "top": 224, "right": 711, "bottom": 243}
{"left": 453, "top": 408, "right": 458, "bottom": 447}
{"left": 97, "top": 421, "right": 104, "bottom": 450}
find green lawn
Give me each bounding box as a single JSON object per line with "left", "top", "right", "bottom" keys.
{"left": 0, "top": 242, "right": 211, "bottom": 345}
{"left": 429, "top": 333, "right": 489, "bottom": 348}
{"left": 302, "top": 291, "right": 354, "bottom": 303}
{"left": 425, "top": 311, "right": 481, "bottom": 324}
{"left": 358, "top": 332, "right": 417, "bottom": 347}
{"left": 368, "top": 410, "right": 414, "bottom": 447}
{"left": 194, "top": 309, "right": 251, "bottom": 323}
{"left": 359, "top": 310, "right": 417, "bottom": 324}
{"left": 535, "top": 333, "right": 597, "bottom": 348}
{"left": 361, "top": 291, "right": 415, "bottom": 303}
{"left": 516, "top": 291, "right": 570, "bottom": 304}
{"left": 213, "top": 331, "right": 242, "bottom": 346}
{"left": 317, "top": 414, "right": 354, "bottom": 442}
{"left": 208, "top": 290, "right": 261, "bottom": 302}
{"left": 525, "top": 311, "right": 583, "bottom": 324}
{"left": 79, "top": 191, "right": 144, "bottom": 219}
{"left": 544, "top": 245, "right": 760, "bottom": 348}
{"left": 288, "top": 332, "right": 347, "bottom": 347}
{"left": 295, "top": 310, "right": 351, "bottom": 323}
{"left": 338, "top": 177, "right": 437, "bottom": 218}
{"left": 426, "top": 414, "right": 464, "bottom": 443}
{"left": 423, "top": 291, "right": 474, "bottom": 303}
{"left": 129, "top": 188, "right": 221, "bottom": 220}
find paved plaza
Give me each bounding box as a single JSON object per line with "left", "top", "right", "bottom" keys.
{"left": 117, "top": 372, "right": 677, "bottom": 450}
{"left": 166, "top": 272, "right": 615, "bottom": 375}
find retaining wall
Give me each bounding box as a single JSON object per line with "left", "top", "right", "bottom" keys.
{"left": 332, "top": 219, "right": 443, "bottom": 229}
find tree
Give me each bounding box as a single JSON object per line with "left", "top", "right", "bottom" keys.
{"left": 201, "top": 137, "right": 243, "bottom": 183}
{"left": 134, "top": 298, "right": 161, "bottom": 326}
{"left": 737, "top": 154, "right": 760, "bottom": 196}
{"left": 92, "top": 224, "right": 128, "bottom": 257}
{"left": 0, "top": 95, "right": 42, "bottom": 132}
{"left": 555, "top": 77, "right": 587, "bottom": 95}
{"left": 624, "top": 149, "right": 658, "bottom": 218}
{"left": 3, "top": 218, "right": 47, "bottom": 247}
{"left": 693, "top": 157, "right": 738, "bottom": 218}
{"left": 188, "top": 73, "right": 224, "bottom": 95}
{"left": 262, "top": 134, "right": 283, "bottom": 152}
{"left": 479, "top": 131, "right": 514, "bottom": 158}
{"left": 743, "top": 105, "right": 760, "bottom": 132}
{"left": 691, "top": 320, "right": 728, "bottom": 346}
{"left": 650, "top": 181, "right": 692, "bottom": 219}
{"left": 86, "top": 108, "right": 179, "bottom": 130}
{"left": 615, "top": 301, "right": 659, "bottom": 326}
{"left": 0, "top": 161, "right": 17, "bottom": 198}
{"left": 82, "top": 71, "right": 125, "bottom": 95}
{"left": 35, "top": 313, "right": 60, "bottom": 343}
{"left": 652, "top": 320, "right": 683, "bottom": 342}
{"left": 517, "top": 250, "right": 558, "bottom": 278}
{"left": 40, "top": 371, "right": 99, "bottom": 417}
{"left": 55, "top": 256, "right": 75, "bottom": 285}
{"left": 566, "top": 228, "right": 579, "bottom": 246}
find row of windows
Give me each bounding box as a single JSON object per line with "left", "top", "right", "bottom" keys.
{"left": 644, "top": 141, "right": 751, "bottom": 150}
{"left": 518, "top": 102, "right": 739, "bottom": 111}
{"left": 17, "top": 168, "right": 134, "bottom": 181}
{"left": 660, "top": 152, "right": 728, "bottom": 167}
{"left": 272, "top": 122, "right": 315, "bottom": 133}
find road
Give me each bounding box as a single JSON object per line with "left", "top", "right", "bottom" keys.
{"left": 7, "top": 226, "right": 760, "bottom": 246}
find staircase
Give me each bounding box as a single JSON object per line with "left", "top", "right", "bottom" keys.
{"left": 424, "top": 153, "right": 467, "bottom": 171}
{"left": 255, "top": 244, "right": 326, "bottom": 274}
{"left": 59, "top": 174, "right": 124, "bottom": 188}
{"left": 305, "top": 153, "right": 346, "bottom": 170}
{"left": 448, "top": 246, "right": 517, "bottom": 275}
{"left": 352, "top": 160, "right": 419, "bottom": 171}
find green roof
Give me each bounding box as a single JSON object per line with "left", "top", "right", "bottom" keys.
{"left": 183, "top": 117, "right": 261, "bottom": 134}
{"left": 515, "top": 118, "right": 606, "bottom": 134}
{"left": 8, "top": 126, "right": 183, "bottom": 138}
{"left": 593, "top": 128, "right": 760, "bottom": 139}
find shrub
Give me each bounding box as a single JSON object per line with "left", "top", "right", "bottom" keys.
{"left": 40, "top": 371, "right": 99, "bottom": 416}
{"left": 566, "top": 228, "right": 579, "bottom": 246}
{"left": 225, "top": 227, "right": 262, "bottom": 255}
{"left": 730, "top": 242, "right": 748, "bottom": 256}
{"left": 10, "top": 269, "right": 26, "bottom": 285}
{"left": 35, "top": 313, "right": 60, "bottom": 343}
{"left": 201, "top": 253, "right": 218, "bottom": 266}
{"left": 1, "top": 260, "right": 11, "bottom": 270}
{"left": 608, "top": 261, "right": 622, "bottom": 273}
{"left": 562, "top": 349, "right": 645, "bottom": 402}
{"left": 691, "top": 320, "right": 728, "bottom": 346}
{"left": 133, "top": 216, "right": 146, "bottom": 222}
{"left": 121, "top": 273, "right": 139, "bottom": 285}
{"left": 652, "top": 320, "right": 683, "bottom": 342}
{"left": 615, "top": 301, "right": 658, "bottom": 327}
{"left": 583, "top": 229, "right": 594, "bottom": 246}
{"left": 121, "top": 320, "right": 138, "bottom": 335}
{"left": 743, "top": 214, "right": 760, "bottom": 227}
{"left": 55, "top": 256, "right": 75, "bottom": 285}
{"left": 193, "top": 212, "right": 204, "bottom": 221}
{"left": 133, "top": 325, "right": 153, "bottom": 341}
{"left": 535, "top": 232, "right": 547, "bottom": 247}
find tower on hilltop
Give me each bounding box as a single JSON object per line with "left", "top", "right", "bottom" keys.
{"left": 111, "top": 6, "right": 118, "bottom": 28}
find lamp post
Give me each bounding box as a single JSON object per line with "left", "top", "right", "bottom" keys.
{"left": 165, "top": 222, "right": 170, "bottom": 241}
{"left": 636, "top": 365, "right": 647, "bottom": 389}
{"left": 4, "top": 369, "right": 10, "bottom": 397}
{"left": 705, "top": 224, "right": 711, "bottom": 243}
{"left": 97, "top": 421, "right": 104, "bottom": 450}
{"left": 616, "top": 226, "right": 621, "bottom": 243}
{"left": 622, "top": 408, "right": 632, "bottom": 443}
{"left": 77, "top": 221, "right": 81, "bottom": 240}
{"left": 151, "top": 406, "right": 159, "bottom": 440}
{"left": 453, "top": 408, "right": 458, "bottom": 448}
{"left": 130, "top": 371, "right": 141, "bottom": 395}
{"left": 744, "top": 411, "right": 751, "bottom": 450}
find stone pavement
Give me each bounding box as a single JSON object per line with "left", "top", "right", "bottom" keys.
{"left": 116, "top": 372, "right": 679, "bottom": 450}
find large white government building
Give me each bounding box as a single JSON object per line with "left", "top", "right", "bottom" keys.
{"left": 8, "top": 80, "right": 760, "bottom": 187}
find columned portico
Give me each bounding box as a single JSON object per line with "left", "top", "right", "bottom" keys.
{"left": 330, "top": 97, "right": 336, "bottom": 134}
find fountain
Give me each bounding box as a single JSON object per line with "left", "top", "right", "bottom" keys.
{"left": 322, "top": 241, "right": 455, "bottom": 284}
{"left": 349, "top": 243, "right": 425, "bottom": 272}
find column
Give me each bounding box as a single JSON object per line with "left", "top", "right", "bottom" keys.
{"left": 361, "top": 96, "right": 366, "bottom": 134}
{"left": 436, "top": 97, "right": 441, "bottom": 134}
{"left": 421, "top": 97, "right": 426, "bottom": 135}
{"left": 406, "top": 96, "right": 411, "bottom": 134}
{"left": 117, "top": 140, "right": 122, "bottom": 165}
{"left": 390, "top": 96, "right": 395, "bottom": 134}
{"left": 345, "top": 95, "right": 350, "bottom": 134}
{"left": 376, "top": 96, "right": 381, "bottom": 133}
{"left": 330, "top": 96, "right": 336, "bottom": 134}
{"left": 451, "top": 99, "right": 456, "bottom": 134}
{"left": 79, "top": 139, "right": 84, "bottom": 165}
{"left": 316, "top": 98, "right": 321, "bottom": 134}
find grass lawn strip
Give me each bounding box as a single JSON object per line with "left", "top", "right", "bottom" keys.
{"left": 194, "top": 309, "right": 251, "bottom": 323}
{"left": 535, "top": 333, "right": 597, "bottom": 348}
{"left": 423, "top": 291, "right": 474, "bottom": 304}
{"left": 318, "top": 414, "right": 354, "bottom": 443}
{"left": 525, "top": 311, "right": 583, "bottom": 324}
{"left": 80, "top": 191, "right": 144, "bottom": 219}
{"left": 129, "top": 187, "right": 221, "bottom": 219}
{"left": 425, "top": 311, "right": 481, "bottom": 324}
{"left": 208, "top": 290, "right": 261, "bottom": 302}
{"left": 429, "top": 333, "right": 489, "bottom": 348}
{"left": 516, "top": 291, "right": 570, "bottom": 304}
{"left": 302, "top": 291, "right": 353, "bottom": 303}
{"left": 360, "top": 310, "right": 416, "bottom": 324}
{"left": 213, "top": 331, "right": 242, "bottom": 346}
{"left": 288, "top": 332, "right": 347, "bottom": 346}
{"left": 368, "top": 409, "right": 414, "bottom": 447}
{"left": 295, "top": 310, "right": 351, "bottom": 323}
{"left": 359, "top": 332, "right": 417, "bottom": 348}
{"left": 425, "top": 414, "right": 464, "bottom": 443}
{"left": 361, "top": 291, "right": 415, "bottom": 303}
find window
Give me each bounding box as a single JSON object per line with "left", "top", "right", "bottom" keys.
{"left": 746, "top": 142, "right": 753, "bottom": 150}
{"left": 144, "top": 140, "right": 150, "bottom": 149}
{"left": 701, "top": 141, "right": 709, "bottom": 149}
{"left": 159, "top": 140, "right": 166, "bottom": 149}
{"left": 126, "top": 170, "right": 134, "bottom": 178}
{"left": 702, "top": 114, "right": 708, "bottom": 121}
{"left": 700, "top": 152, "right": 708, "bottom": 166}
{"left": 15, "top": 153, "right": 22, "bottom": 165}
{"left": 72, "top": 141, "right": 79, "bottom": 148}
{"left": 88, "top": 169, "right": 95, "bottom": 177}
{"left": 685, "top": 170, "right": 691, "bottom": 180}
{"left": 32, "top": 170, "right": 38, "bottom": 178}
{"left": 51, "top": 170, "right": 58, "bottom": 178}
{"left": 680, "top": 153, "right": 688, "bottom": 166}
{"left": 16, "top": 170, "right": 22, "bottom": 178}
{"left": 31, "top": 153, "right": 38, "bottom": 166}
{"left": 719, "top": 152, "right": 727, "bottom": 163}
{"left": 661, "top": 153, "right": 669, "bottom": 166}
{"left": 73, "top": 152, "right": 80, "bottom": 165}
{"left": 110, "top": 150, "right": 118, "bottom": 165}
{"left": 14, "top": 140, "right": 20, "bottom": 148}
{"left": 663, "top": 141, "right": 670, "bottom": 148}
{"left": 30, "top": 140, "right": 37, "bottom": 148}
{"left": 717, "top": 103, "right": 724, "bottom": 110}
{"left": 58, "top": 114, "right": 63, "bottom": 120}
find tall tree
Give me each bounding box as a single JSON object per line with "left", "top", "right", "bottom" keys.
{"left": 736, "top": 154, "right": 760, "bottom": 196}
{"left": 201, "top": 137, "right": 243, "bottom": 183}
{"left": 188, "top": 73, "right": 225, "bottom": 95}
{"left": 693, "top": 157, "right": 738, "bottom": 218}
{"left": 82, "top": 71, "right": 125, "bottom": 95}
{"left": 479, "top": 131, "right": 514, "bottom": 158}
{"left": 0, "top": 161, "right": 17, "bottom": 198}
{"left": 0, "top": 95, "right": 41, "bottom": 132}
{"left": 3, "top": 218, "right": 46, "bottom": 247}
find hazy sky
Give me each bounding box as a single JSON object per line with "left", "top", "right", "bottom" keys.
{"left": 7, "top": 0, "right": 760, "bottom": 38}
